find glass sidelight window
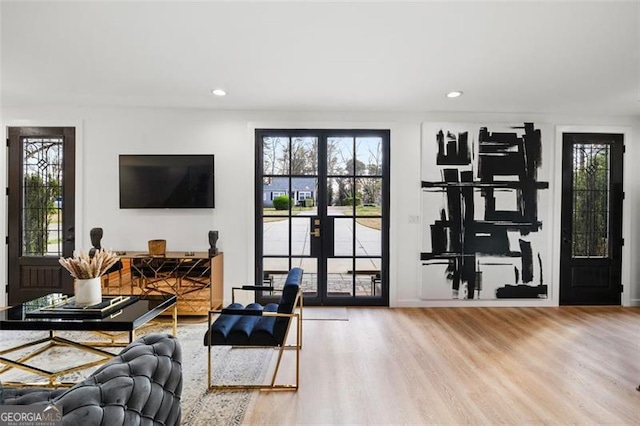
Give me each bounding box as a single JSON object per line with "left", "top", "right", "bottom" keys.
{"left": 21, "top": 137, "right": 64, "bottom": 256}
{"left": 571, "top": 143, "right": 611, "bottom": 258}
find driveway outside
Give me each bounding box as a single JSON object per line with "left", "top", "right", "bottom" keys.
{"left": 262, "top": 206, "right": 382, "bottom": 296}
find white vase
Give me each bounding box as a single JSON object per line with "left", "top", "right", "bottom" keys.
{"left": 75, "top": 277, "right": 102, "bottom": 307}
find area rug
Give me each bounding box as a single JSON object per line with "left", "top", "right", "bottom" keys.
{"left": 0, "top": 320, "right": 271, "bottom": 426}
{"left": 303, "top": 306, "right": 349, "bottom": 321}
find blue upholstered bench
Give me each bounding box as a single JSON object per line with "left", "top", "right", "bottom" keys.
{"left": 204, "top": 267, "right": 303, "bottom": 390}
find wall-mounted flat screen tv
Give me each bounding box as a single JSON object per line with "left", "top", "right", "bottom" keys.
{"left": 119, "top": 155, "right": 215, "bottom": 208}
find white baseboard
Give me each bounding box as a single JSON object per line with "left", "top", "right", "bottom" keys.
{"left": 394, "top": 298, "right": 558, "bottom": 308}
{"left": 396, "top": 298, "right": 640, "bottom": 308}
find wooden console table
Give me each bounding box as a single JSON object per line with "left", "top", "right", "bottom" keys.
{"left": 107, "top": 251, "right": 223, "bottom": 315}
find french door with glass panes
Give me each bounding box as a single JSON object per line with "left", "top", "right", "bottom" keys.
{"left": 255, "top": 129, "right": 389, "bottom": 306}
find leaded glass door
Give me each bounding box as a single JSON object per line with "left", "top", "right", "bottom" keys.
{"left": 560, "top": 133, "right": 624, "bottom": 305}
{"left": 7, "top": 127, "right": 76, "bottom": 304}
{"left": 256, "top": 129, "right": 389, "bottom": 306}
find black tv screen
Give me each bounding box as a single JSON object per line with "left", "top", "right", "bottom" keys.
{"left": 119, "top": 155, "right": 215, "bottom": 208}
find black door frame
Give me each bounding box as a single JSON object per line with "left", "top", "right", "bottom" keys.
{"left": 255, "top": 129, "right": 390, "bottom": 306}
{"left": 559, "top": 132, "right": 624, "bottom": 305}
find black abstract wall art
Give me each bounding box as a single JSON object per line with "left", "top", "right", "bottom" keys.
{"left": 420, "top": 122, "right": 550, "bottom": 300}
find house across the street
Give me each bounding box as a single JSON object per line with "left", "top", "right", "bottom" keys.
{"left": 263, "top": 177, "right": 316, "bottom": 207}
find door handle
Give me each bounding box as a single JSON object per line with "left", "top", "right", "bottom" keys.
{"left": 310, "top": 229, "right": 321, "bottom": 238}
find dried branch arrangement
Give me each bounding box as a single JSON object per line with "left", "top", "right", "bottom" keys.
{"left": 59, "top": 249, "right": 120, "bottom": 279}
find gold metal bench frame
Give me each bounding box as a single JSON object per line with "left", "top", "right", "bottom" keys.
{"left": 206, "top": 288, "right": 303, "bottom": 391}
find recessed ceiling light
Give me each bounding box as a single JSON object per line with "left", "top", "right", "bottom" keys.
{"left": 446, "top": 91, "right": 463, "bottom": 98}
{"left": 211, "top": 89, "right": 227, "bottom": 97}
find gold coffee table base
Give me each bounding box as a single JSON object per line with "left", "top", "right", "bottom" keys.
{"left": 0, "top": 333, "right": 118, "bottom": 388}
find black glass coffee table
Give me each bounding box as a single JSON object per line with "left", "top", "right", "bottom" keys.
{"left": 0, "top": 293, "right": 177, "bottom": 387}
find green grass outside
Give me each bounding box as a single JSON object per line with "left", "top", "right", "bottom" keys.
{"left": 263, "top": 206, "right": 315, "bottom": 215}
{"left": 263, "top": 206, "right": 315, "bottom": 222}
{"left": 341, "top": 205, "right": 382, "bottom": 216}
{"left": 262, "top": 205, "right": 381, "bottom": 230}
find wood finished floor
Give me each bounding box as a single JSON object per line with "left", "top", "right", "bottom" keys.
{"left": 244, "top": 307, "right": 640, "bottom": 425}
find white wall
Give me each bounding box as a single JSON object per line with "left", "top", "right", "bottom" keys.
{"left": 1, "top": 106, "right": 638, "bottom": 307}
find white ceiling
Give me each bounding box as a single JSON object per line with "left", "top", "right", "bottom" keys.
{"left": 2, "top": 1, "right": 639, "bottom": 115}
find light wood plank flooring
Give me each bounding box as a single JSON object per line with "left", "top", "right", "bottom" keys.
{"left": 245, "top": 307, "right": 640, "bottom": 425}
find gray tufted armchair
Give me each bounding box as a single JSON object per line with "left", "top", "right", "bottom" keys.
{"left": 0, "top": 333, "right": 182, "bottom": 425}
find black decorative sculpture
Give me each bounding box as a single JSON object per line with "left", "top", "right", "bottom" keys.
{"left": 89, "top": 227, "right": 103, "bottom": 258}
{"left": 208, "top": 230, "right": 219, "bottom": 256}
{"left": 88, "top": 227, "right": 123, "bottom": 284}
